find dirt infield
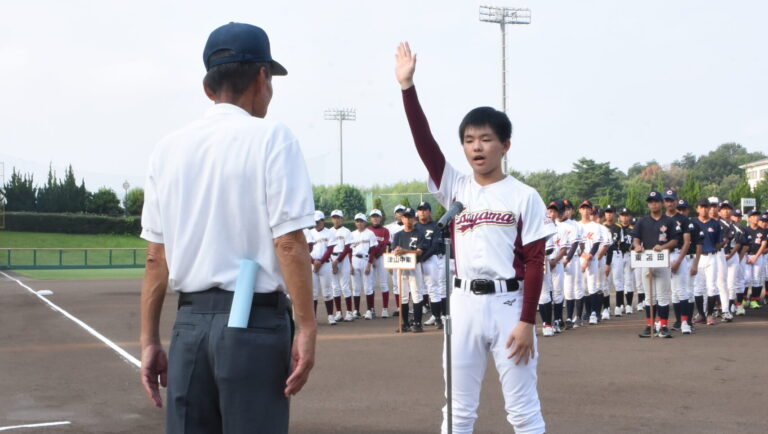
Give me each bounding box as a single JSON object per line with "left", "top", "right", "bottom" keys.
{"left": 1, "top": 273, "right": 767, "bottom": 433}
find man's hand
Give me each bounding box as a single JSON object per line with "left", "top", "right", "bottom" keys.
{"left": 393, "top": 246, "right": 403, "bottom": 256}
{"left": 140, "top": 344, "right": 167, "bottom": 408}
{"left": 395, "top": 42, "right": 416, "bottom": 90}
{"left": 284, "top": 327, "right": 317, "bottom": 397}
{"left": 671, "top": 261, "right": 680, "bottom": 274}
{"left": 331, "top": 261, "right": 339, "bottom": 275}
{"left": 312, "top": 260, "right": 321, "bottom": 273}
{"left": 605, "top": 264, "right": 611, "bottom": 277}
{"left": 748, "top": 256, "right": 756, "bottom": 265}
{"left": 653, "top": 244, "right": 664, "bottom": 252}
{"left": 689, "top": 264, "right": 698, "bottom": 276}
{"left": 365, "top": 263, "right": 372, "bottom": 276}
{"left": 506, "top": 322, "right": 535, "bottom": 365}
{"left": 634, "top": 245, "right": 644, "bottom": 253}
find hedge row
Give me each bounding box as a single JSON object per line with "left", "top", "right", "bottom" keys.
{"left": 3, "top": 212, "right": 142, "bottom": 235}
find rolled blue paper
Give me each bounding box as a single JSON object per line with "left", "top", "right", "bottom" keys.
{"left": 228, "top": 259, "right": 257, "bottom": 328}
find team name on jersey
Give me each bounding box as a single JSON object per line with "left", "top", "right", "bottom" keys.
{"left": 455, "top": 209, "right": 517, "bottom": 234}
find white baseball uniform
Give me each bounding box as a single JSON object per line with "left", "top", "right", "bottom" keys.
{"left": 350, "top": 228, "right": 378, "bottom": 296}
{"left": 562, "top": 218, "right": 584, "bottom": 301}
{"left": 310, "top": 227, "right": 336, "bottom": 301}
{"left": 329, "top": 226, "right": 353, "bottom": 299}
{"left": 386, "top": 221, "right": 404, "bottom": 294}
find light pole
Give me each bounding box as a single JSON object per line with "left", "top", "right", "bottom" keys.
{"left": 122, "top": 180, "right": 130, "bottom": 217}
{"left": 479, "top": 5, "right": 531, "bottom": 174}
{"left": 324, "top": 108, "right": 356, "bottom": 185}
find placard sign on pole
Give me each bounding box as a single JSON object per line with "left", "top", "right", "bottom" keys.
{"left": 382, "top": 253, "right": 417, "bottom": 270}
{"left": 630, "top": 249, "right": 670, "bottom": 269}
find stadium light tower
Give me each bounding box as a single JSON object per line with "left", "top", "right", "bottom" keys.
{"left": 324, "top": 108, "right": 356, "bottom": 185}
{"left": 479, "top": 5, "right": 531, "bottom": 174}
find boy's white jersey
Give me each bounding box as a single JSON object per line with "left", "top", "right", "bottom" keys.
{"left": 580, "top": 220, "right": 604, "bottom": 253}
{"left": 329, "top": 226, "right": 352, "bottom": 253}
{"left": 350, "top": 228, "right": 378, "bottom": 256}
{"left": 309, "top": 227, "right": 335, "bottom": 260}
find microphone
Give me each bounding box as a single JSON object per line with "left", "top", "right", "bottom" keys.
{"left": 437, "top": 201, "right": 464, "bottom": 229}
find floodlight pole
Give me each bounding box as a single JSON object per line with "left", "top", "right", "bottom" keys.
{"left": 324, "top": 108, "right": 356, "bottom": 185}
{"left": 479, "top": 5, "right": 531, "bottom": 174}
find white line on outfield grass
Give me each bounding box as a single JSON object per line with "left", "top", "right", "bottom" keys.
{"left": 0, "top": 271, "right": 141, "bottom": 369}
{"left": 0, "top": 421, "right": 71, "bottom": 431}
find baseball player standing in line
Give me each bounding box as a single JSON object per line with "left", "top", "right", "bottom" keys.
{"left": 310, "top": 211, "right": 338, "bottom": 325}
{"left": 617, "top": 208, "right": 637, "bottom": 314}
{"left": 632, "top": 191, "right": 680, "bottom": 338}
{"left": 547, "top": 200, "right": 570, "bottom": 333}
{"left": 603, "top": 205, "right": 625, "bottom": 316}
{"left": 350, "top": 213, "right": 379, "bottom": 319}
{"left": 691, "top": 199, "right": 723, "bottom": 325}
{"left": 578, "top": 201, "right": 604, "bottom": 326}
{"left": 386, "top": 205, "right": 407, "bottom": 314}
{"left": 417, "top": 201, "right": 446, "bottom": 329}
{"left": 676, "top": 199, "right": 702, "bottom": 334}
{"left": 662, "top": 191, "right": 692, "bottom": 333}
{"left": 392, "top": 207, "right": 429, "bottom": 333}
{"left": 368, "top": 209, "right": 392, "bottom": 318}
{"left": 742, "top": 210, "right": 767, "bottom": 312}
{"left": 731, "top": 209, "right": 751, "bottom": 314}
{"left": 562, "top": 200, "right": 586, "bottom": 329}
{"left": 397, "top": 42, "right": 554, "bottom": 433}
{"left": 717, "top": 200, "right": 743, "bottom": 321}
{"left": 329, "top": 210, "right": 354, "bottom": 322}
{"left": 593, "top": 208, "right": 613, "bottom": 321}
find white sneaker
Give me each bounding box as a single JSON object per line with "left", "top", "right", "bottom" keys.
{"left": 542, "top": 326, "right": 554, "bottom": 337}
{"left": 381, "top": 308, "right": 390, "bottom": 318}
{"left": 735, "top": 305, "right": 746, "bottom": 316}
{"left": 424, "top": 315, "right": 437, "bottom": 326}
{"left": 364, "top": 310, "right": 373, "bottom": 320}
{"left": 333, "top": 312, "right": 343, "bottom": 322}
{"left": 614, "top": 306, "right": 623, "bottom": 317}
{"left": 637, "top": 304, "right": 644, "bottom": 312}
{"left": 353, "top": 310, "right": 361, "bottom": 319}
{"left": 626, "top": 305, "right": 633, "bottom": 315}
{"left": 327, "top": 315, "right": 337, "bottom": 325}
{"left": 601, "top": 308, "right": 610, "bottom": 321}
{"left": 681, "top": 321, "right": 692, "bottom": 334}
{"left": 589, "top": 313, "right": 598, "bottom": 325}
{"left": 344, "top": 311, "right": 355, "bottom": 322}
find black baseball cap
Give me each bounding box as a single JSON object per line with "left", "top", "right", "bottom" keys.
{"left": 676, "top": 199, "right": 689, "bottom": 209}
{"left": 417, "top": 201, "right": 432, "bottom": 211}
{"left": 748, "top": 209, "right": 761, "bottom": 217}
{"left": 719, "top": 200, "right": 734, "bottom": 209}
{"left": 696, "top": 199, "right": 711, "bottom": 207}
{"left": 579, "top": 200, "right": 593, "bottom": 209}
{"left": 402, "top": 208, "right": 415, "bottom": 218}
{"left": 761, "top": 214, "right": 768, "bottom": 222}
{"left": 203, "top": 22, "right": 288, "bottom": 75}
{"left": 733, "top": 209, "right": 742, "bottom": 217}
{"left": 662, "top": 189, "right": 676, "bottom": 201}
{"left": 646, "top": 191, "right": 662, "bottom": 202}
{"left": 604, "top": 205, "right": 616, "bottom": 213}
{"left": 619, "top": 207, "right": 631, "bottom": 215}
{"left": 548, "top": 200, "right": 565, "bottom": 213}
{"left": 563, "top": 199, "right": 574, "bottom": 209}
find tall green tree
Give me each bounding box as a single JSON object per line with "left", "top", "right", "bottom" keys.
{"left": 3, "top": 168, "right": 37, "bottom": 211}
{"left": 87, "top": 187, "right": 123, "bottom": 215}
{"left": 563, "top": 158, "right": 624, "bottom": 204}
{"left": 679, "top": 172, "right": 702, "bottom": 207}
{"left": 692, "top": 143, "right": 765, "bottom": 186}
{"left": 372, "top": 197, "right": 383, "bottom": 214}
{"left": 36, "top": 164, "right": 62, "bottom": 213}
{"left": 125, "top": 188, "right": 145, "bottom": 216}
{"left": 752, "top": 178, "right": 768, "bottom": 211}
{"left": 727, "top": 179, "right": 751, "bottom": 206}
{"left": 329, "top": 185, "right": 366, "bottom": 220}
{"left": 624, "top": 182, "right": 647, "bottom": 216}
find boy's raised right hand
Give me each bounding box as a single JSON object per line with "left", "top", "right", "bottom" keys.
{"left": 395, "top": 42, "right": 416, "bottom": 90}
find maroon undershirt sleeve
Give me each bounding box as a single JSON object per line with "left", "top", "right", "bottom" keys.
{"left": 319, "top": 245, "right": 334, "bottom": 263}
{"left": 368, "top": 247, "right": 376, "bottom": 264}
{"left": 520, "top": 238, "right": 546, "bottom": 325}
{"left": 402, "top": 86, "right": 446, "bottom": 188}
{"left": 336, "top": 244, "right": 352, "bottom": 262}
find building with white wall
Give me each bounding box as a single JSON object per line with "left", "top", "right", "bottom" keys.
{"left": 740, "top": 158, "right": 768, "bottom": 190}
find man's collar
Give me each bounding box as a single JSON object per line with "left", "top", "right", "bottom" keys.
{"left": 205, "top": 103, "right": 252, "bottom": 118}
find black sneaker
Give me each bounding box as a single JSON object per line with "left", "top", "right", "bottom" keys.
{"left": 436, "top": 320, "right": 444, "bottom": 330}
{"left": 397, "top": 324, "right": 411, "bottom": 333}
{"left": 565, "top": 319, "right": 573, "bottom": 330}
{"left": 638, "top": 325, "right": 652, "bottom": 338}
{"left": 671, "top": 321, "right": 681, "bottom": 331}
{"left": 657, "top": 326, "right": 673, "bottom": 338}
{"left": 412, "top": 323, "right": 424, "bottom": 333}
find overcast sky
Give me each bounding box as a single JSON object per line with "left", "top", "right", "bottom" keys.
{"left": 1, "top": 0, "right": 766, "bottom": 196}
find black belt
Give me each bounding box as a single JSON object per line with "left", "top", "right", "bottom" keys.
{"left": 701, "top": 252, "right": 714, "bottom": 256}
{"left": 354, "top": 253, "right": 368, "bottom": 258}
{"left": 331, "top": 252, "right": 340, "bottom": 256}
{"left": 454, "top": 277, "right": 520, "bottom": 294}
{"left": 178, "top": 287, "right": 287, "bottom": 312}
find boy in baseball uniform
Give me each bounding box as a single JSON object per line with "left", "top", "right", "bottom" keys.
{"left": 329, "top": 210, "right": 354, "bottom": 322}
{"left": 310, "top": 211, "right": 338, "bottom": 325}
{"left": 397, "top": 42, "right": 554, "bottom": 434}
{"left": 350, "top": 213, "right": 379, "bottom": 319}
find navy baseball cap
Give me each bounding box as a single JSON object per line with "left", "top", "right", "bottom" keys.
{"left": 719, "top": 200, "right": 734, "bottom": 209}
{"left": 402, "top": 208, "right": 415, "bottom": 218}
{"left": 579, "top": 200, "right": 593, "bottom": 209}
{"left": 696, "top": 198, "right": 711, "bottom": 207}
{"left": 733, "top": 209, "right": 742, "bottom": 217}
{"left": 748, "top": 209, "right": 761, "bottom": 217}
{"left": 761, "top": 214, "right": 768, "bottom": 222}
{"left": 548, "top": 200, "right": 566, "bottom": 213}
{"left": 203, "top": 22, "right": 288, "bottom": 75}
{"left": 417, "top": 201, "right": 432, "bottom": 211}
{"left": 675, "top": 199, "right": 689, "bottom": 209}
{"left": 646, "top": 191, "right": 662, "bottom": 202}
{"left": 619, "top": 207, "right": 631, "bottom": 215}
{"left": 662, "top": 189, "right": 676, "bottom": 201}
{"left": 604, "top": 205, "right": 616, "bottom": 213}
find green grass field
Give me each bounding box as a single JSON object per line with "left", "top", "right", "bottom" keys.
{"left": 0, "top": 231, "right": 147, "bottom": 280}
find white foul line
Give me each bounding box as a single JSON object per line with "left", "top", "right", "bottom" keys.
{"left": 0, "top": 421, "right": 71, "bottom": 431}
{"left": 0, "top": 271, "right": 141, "bottom": 369}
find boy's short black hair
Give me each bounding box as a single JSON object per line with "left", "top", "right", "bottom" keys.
{"left": 458, "top": 107, "right": 512, "bottom": 142}
{"left": 204, "top": 49, "right": 270, "bottom": 96}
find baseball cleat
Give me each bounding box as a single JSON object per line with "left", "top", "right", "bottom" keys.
{"left": 681, "top": 321, "right": 692, "bottom": 334}
{"left": 625, "top": 305, "right": 633, "bottom": 315}
{"left": 412, "top": 323, "right": 424, "bottom": 333}
{"left": 693, "top": 314, "right": 706, "bottom": 324}
{"left": 601, "top": 308, "right": 610, "bottom": 321}
{"left": 614, "top": 306, "right": 623, "bottom": 317}
{"left": 565, "top": 319, "right": 573, "bottom": 330}
{"left": 637, "top": 304, "right": 644, "bottom": 312}
{"left": 380, "top": 308, "right": 390, "bottom": 318}
{"left": 353, "top": 310, "right": 361, "bottom": 319}
{"left": 721, "top": 312, "right": 733, "bottom": 322}
{"left": 638, "top": 326, "right": 652, "bottom": 338}
{"left": 671, "top": 321, "right": 681, "bottom": 331}
{"left": 553, "top": 320, "right": 562, "bottom": 333}
{"left": 574, "top": 318, "right": 584, "bottom": 328}
{"left": 436, "top": 319, "right": 444, "bottom": 330}
{"left": 542, "top": 326, "right": 554, "bottom": 337}
{"left": 364, "top": 310, "right": 373, "bottom": 320}
{"left": 424, "top": 315, "right": 437, "bottom": 326}
{"left": 344, "top": 311, "right": 355, "bottom": 322}
{"left": 657, "top": 326, "right": 673, "bottom": 338}
{"left": 735, "top": 305, "right": 746, "bottom": 316}
{"left": 397, "top": 325, "right": 411, "bottom": 333}
{"left": 706, "top": 316, "right": 715, "bottom": 325}
{"left": 333, "top": 312, "right": 343, "bottom": 322}
{"left": 589, "top": 313, "right": 598, "bottom": 325}
{"left": 327, "top": 315, "right": 337, "bottom": 325}
{"left": 749, "top": 300, "right": 760, "bottom": 309}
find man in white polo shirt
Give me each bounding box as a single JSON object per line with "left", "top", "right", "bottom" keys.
{"left": 139, "top": 23, "right": 316, "bottom": 434}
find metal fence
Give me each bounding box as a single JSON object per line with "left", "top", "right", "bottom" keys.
{"left": 0, "top": 248, "right": 146, "bottom": 270}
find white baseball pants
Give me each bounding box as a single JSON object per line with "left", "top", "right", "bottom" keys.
{"left": 745, "top": 254, "right": 765, "bottom": 287}
{"left": 610, "top": 252, "right": 626, "bottom": 292}
{"left": 670, "top": 252, "right": 690, "bottom": 303}
{"left": 436, "top": 254, "right": 448, "bottom": 299}
{"left": 720, "top": 253, "right": 741, "bottom": 306}
{"left": 583, "top": 257, "right": 599, "bottom": 295}
{"left": 694, "top": 253, "right": 718, "bottom": 297}
{"left": 397, "top": 266, "right": 425, "bottom": 305}
{"left": 371, "top": 255, "right": 390, "bottom": 294}
{"left": 442, "top": 288, "right": 545, "bottom": 434}
{"left": 597, "top": 256, "right": 608, "bottom": 296}
{"left": 563, "top": 259, "right": 583, "bottom": 300}
{"left": 550, "top": 262, "right": 564, "bottom": 304}
{"left": 312, "top": 263, "right": 333, "bottom": 301}
{"left": 640, "top": 266, "right": 671, "bottom": 306}
{"left": 633, "top": 266, "right": 645, "bottom": 295}
{"left": 351, "top": 256, "right": 374, "bottom": 296}
{"left": 539, "top": 261, "right": 553, "bottom": 304}
{"left": 330, "top": 256, "right": 352, "bottom": 298}
{"left": 421, "top": 256, "right": 443, "bottom": 302}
